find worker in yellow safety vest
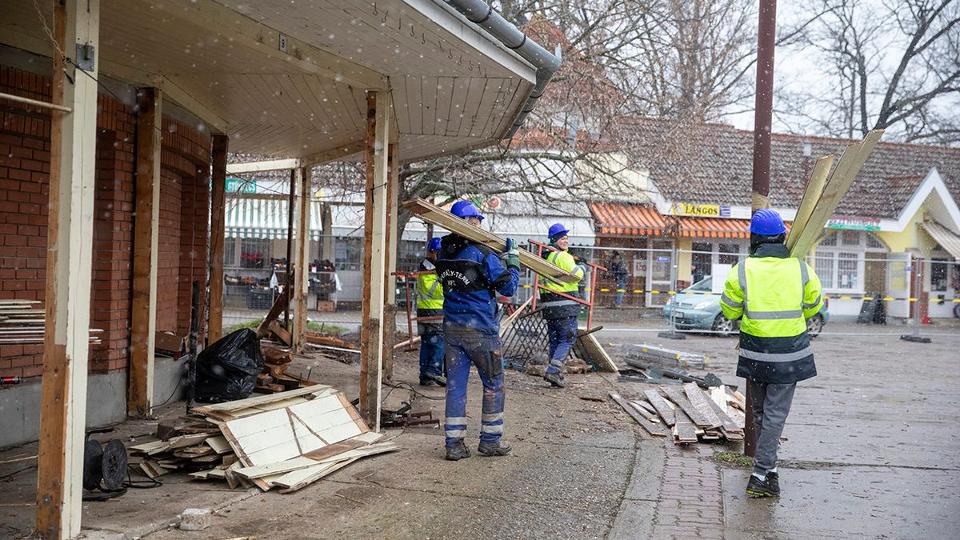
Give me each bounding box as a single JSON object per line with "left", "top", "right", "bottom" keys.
{"left": 538, "top": 223, "right": 585, "bottom": 388}
{"left": 719, "top": 209, "right": 823, "bottom": 499}
{"left": 416, "top": 237, "right": 446, "bottom": 386}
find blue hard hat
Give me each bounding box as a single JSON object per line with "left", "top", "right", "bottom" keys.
{"left": 427, "top": 237, "right": 442, "bottom": 252}
{"left": 548, "top": 223, "right": 570, "bottom": 241}
{"left": 450, "top": 200, "right": 485, "bottom": 221}
{"left": 750, "top": 209, "right": 786, "bottom": 235}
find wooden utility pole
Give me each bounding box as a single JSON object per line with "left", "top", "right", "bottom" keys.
{"left": 36, "top": 1, "right": 100, "bottom": 537}
{"left": 208, "top": 135, "right": 228, "bottom": 343}
{"left": 128, "top": 86, "right": 162, "bottom": 416}
{"left": 745, "top": 0, "right": 779, "bottom": 458}
{"left": 359, "top": 91, "right": 390, "bottom": 430}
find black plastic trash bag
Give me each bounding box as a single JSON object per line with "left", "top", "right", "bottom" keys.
{"left": 194, "top": 329, "right": 264, "bottom": 403}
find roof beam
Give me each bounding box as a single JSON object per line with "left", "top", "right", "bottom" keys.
{"left": 226, "top": 158, "right": 302, "bottom": 174}
{"left": 162, "top": 0, "right": 387, "bottom": 90}
{"left": 301, "top": 140, "right": 366, "bottom": 168}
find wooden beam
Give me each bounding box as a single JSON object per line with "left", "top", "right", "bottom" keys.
{"left": 128, "top": 86, "right": 162, "bottom": 416}
{"left": 404, "top": 198, "right": 578, "bottom": 283}
{"left": 155, "top": 75, "right": 228, "bottom": 134}
{"left": 208, "top": 135, "right": 228, "bottom": 343}
{"left": 36, "top": 1, "right": 99, "bottom": 537}
{"left": 300, "top": 140, "right": 366, "bottom": 168}
{"left": 226, "top": 158, "right": 301, "bottom": 174}
{"left": 382, "top": 142, "right": 400, "bottom": 380}
{"left": 285, "top": 169, "right": 296, "bottom": 327}
{"left": 293, "top": 167, "right": 311, "bottom": 353}
{"left": 359, "top": 91, "right": 390, "bottom": 430}
{"left": 785, "top": 154, "right": 834, "bottom": 251}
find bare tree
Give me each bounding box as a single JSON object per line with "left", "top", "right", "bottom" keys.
{"left": 782, "top": 0, "right": 960, "bottom": 144}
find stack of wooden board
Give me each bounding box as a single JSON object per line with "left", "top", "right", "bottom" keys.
{"left": 402, "top": 198, "right": 579, "bottom": 284}
{"left": 610, "top": 383, "right": 746, "bottom": 445}
{"left": 129, "top": 385, "right": 399, "bottom": 493}
{"left": 787, "top": 129, "right": 883, "bottom": 257}
{"left": 0, "top": 299, "right": 101, "bottom": 345}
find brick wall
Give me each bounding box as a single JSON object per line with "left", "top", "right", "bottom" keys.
{"left": 0, "top": 65, "right": 211, "bottom": 379}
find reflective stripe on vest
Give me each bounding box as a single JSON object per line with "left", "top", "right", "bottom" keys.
{"left": 739, "top": 258, "right": 806, "bottom": 321}
{"left": 740, "top": 346, "right": 813, "bottom": 362}
{"left": 416, "top": 269, "right": 444, "bottom": 310}
{"left": 541, "top": 251, "right": 579, "bottom": 294}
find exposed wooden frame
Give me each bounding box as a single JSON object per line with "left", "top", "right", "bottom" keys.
{"left": 36, "top": 1, "right": 100, "bottom": 537}
{"left": 382, "top": 142, "right": 400, "bottom": 380}
{"left": 226, "top": 158, "right": 301, "bottom": 175}
{"left": 129, "top": 86, "right": 162, "bottom": 416}
{"left": 293, "top": 167, "right": 311, "bottom": 353}
{"left": 359, "top": 91, "right": 390, "bottom": 430}
{"left": 208, "top": 135, "right": 228, "bottom": 343}
{"left": 300, "top": 140, "right": 366, "bottom": 168}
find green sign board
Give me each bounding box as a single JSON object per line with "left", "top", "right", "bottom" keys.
{"left": 226, "top": 177, "right": 255, "bottom": 194}
{"left": 826, "top": 216, "right": 880, "bottom": 231}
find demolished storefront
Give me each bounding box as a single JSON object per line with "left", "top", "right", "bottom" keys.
{"left": 0, "top": 0, "right": 559, "bottom": 535}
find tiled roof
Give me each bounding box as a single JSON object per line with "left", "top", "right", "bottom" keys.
{"left": 616, "top": 118, "right": 960, "bottom": 219}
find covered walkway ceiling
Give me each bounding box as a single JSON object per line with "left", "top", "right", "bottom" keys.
{"left": 1, "top": 0, "right": 538, "bottom": 162}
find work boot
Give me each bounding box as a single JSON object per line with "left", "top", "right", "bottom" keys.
{"left": 419, "top": 378, "right": 434, "bottom": 387}
{"left": 746, "top": 474, "right": 780, "bottom": 498}
{"left": 424, "top": 373, "right": 447, "bottom": 387}
{"left": 445, "top": 441, "right": 470, "bottom": 461}
{"left": 477, "top": 440, "right": 512, "bottom": 457}
{"left": 543, "top": 371, "right": 565, "bottom": 388}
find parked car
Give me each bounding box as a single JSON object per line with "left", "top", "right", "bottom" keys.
{"left": 662, "top": 276, "right": 829, "bottom": 337}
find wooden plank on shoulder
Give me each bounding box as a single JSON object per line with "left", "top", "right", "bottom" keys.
{"left": 403, "top": 198, "right": 578, "bottom": 283}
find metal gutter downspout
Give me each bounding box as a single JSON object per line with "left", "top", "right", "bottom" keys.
{"left": 443, "top": 0, "right": 562, "bottom": 137}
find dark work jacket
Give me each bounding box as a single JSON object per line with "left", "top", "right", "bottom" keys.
{"left": 734, "top": 243, "right": 817, "bottom": 384}
{"left": 434, "top": 234, "right": 519, "bottom": 334}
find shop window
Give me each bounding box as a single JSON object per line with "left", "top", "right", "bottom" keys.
{"left": 815, "top": 254, "right": 834, "bottom": 289}
{"left": 335, "top": 237, "right": 362, "bottom": 271}
{"left": 866, "top": 233, "right": 885, "bottom": 249}
{"left": 240, "top": 238, "right": 269, "bottom": 268}
{"left": 819, "top": 231, "right": 838, "bottom": 246}
{"left": 718, "top": 243, "right": 741, "bottom": 265}
{"left": 815, "top": 251, "right": 862, "bottom": 292}
{"left": 837, "top": 252, "right": 859, "bottom": 289}
{"left": 931, "top": 259, "right": 949, "bottom": 291}
{"left": 224, "top": 238, "right": 237, "bottom": 267}
{"left": 840, "top": 230, "right": 860, "bottom": 246}
{"left": 691, "top": 242, "right": 712, "bottom": 284}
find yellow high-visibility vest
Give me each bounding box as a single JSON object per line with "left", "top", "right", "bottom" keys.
{"left": 720, "top": 257, "right": 823, "bottom": 338}
{"left": 416, "top": 262, "right": 444, "bottom": 310}
{"left": 540, "top": 250, "right": 583, "bottom": 294}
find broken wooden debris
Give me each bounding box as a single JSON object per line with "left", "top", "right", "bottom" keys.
{"left": 613, "top": 383, "right": 745, "bottom": 446}
{"left": 127, "top": 385, "right": 396, "bottom": 493}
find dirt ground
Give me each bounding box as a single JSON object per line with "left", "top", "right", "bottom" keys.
{"left": 1, "top": 320, "right": 958, "bottom": 539}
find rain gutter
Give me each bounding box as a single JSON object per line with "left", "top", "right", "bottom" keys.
{"left": 442, "top": 0, "right": 562, "bottom": 137}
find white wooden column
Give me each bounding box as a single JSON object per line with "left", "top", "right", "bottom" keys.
{"left": 293, "top": 167, "right": 311, "bottom": 352}
{"left": 128, "top": 86, "right": 161, "bottom": 416}
{"left": 36, "top": 1, "right": 100, "bottom": 538}
{"left": 359, "top": 91, "right": 390, "bottom": 430}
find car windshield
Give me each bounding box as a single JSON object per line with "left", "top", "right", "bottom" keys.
{"left": 686, "top": 276, "right": 712, "bottom": 292}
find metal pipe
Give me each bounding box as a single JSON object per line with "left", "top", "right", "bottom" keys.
{"left": 442, "top": 0, "right": 562, "bottom": 137}
{"left": 0, "top": 91, "right": 72, "bottom": 112}
{"left": 745, "top": 0, "right": 779, "bottom": 458}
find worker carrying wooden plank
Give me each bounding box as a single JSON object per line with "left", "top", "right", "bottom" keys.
{"left": 434, "top": 200, "right": 520, "bottom": 461}
{"left": 719, "top": 209, "right": 824, "bottom": 499}
{"left": 538, "top": 223, "right": 586, "bottom": 388}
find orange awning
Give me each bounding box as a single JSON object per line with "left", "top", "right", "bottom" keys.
{"left": 588, "top": 202, "right": 666, "bottom": 236}
{"left": 675, "top": 217, "right": 751, "bottom": 239}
